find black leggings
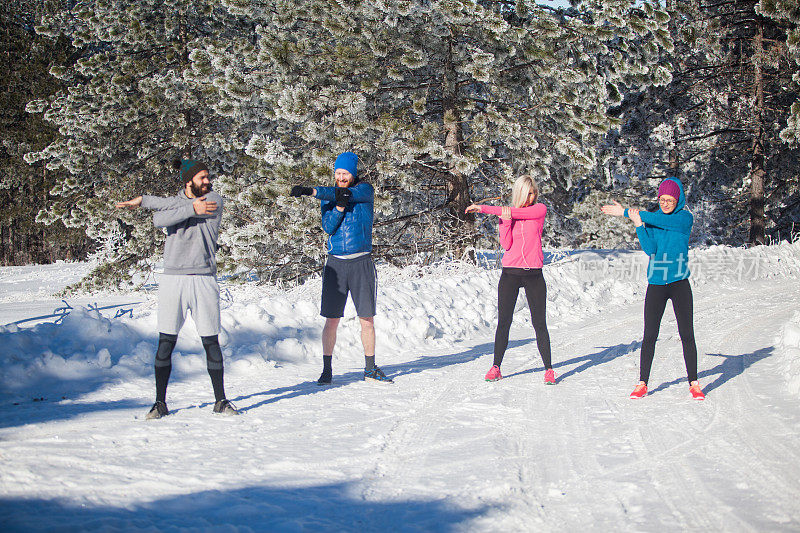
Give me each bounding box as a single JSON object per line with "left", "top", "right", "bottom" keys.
{"left": 154, "top": 333, "right": 226, "bottom": 402}
{"left": 640, "top": 279, "right": 698, "bottom": 384}
{"left": 493, "top": 268, "right": 552, "bottom": 369}
{"left": 154, "top": 333, "right": 223, "bottom": 370}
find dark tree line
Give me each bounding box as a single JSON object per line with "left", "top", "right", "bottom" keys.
{"left": 0, "top": 0, "right": 91, "bottom": 265}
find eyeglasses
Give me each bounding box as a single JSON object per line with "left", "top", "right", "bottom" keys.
{"left": 658, "top": 197, "right": 677, "bottom": 205}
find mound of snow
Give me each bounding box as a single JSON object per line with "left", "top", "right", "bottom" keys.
{"left": 0, "top": 307, "right": 154, "bottom": 392}
{"left": 777, "top": 311, "right": 800, "bottom": 397}
{"left": 2, "top": 241, "right": 799, "bottom": 395}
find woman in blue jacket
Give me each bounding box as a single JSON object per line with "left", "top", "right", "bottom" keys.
{"left": 602, "top": 177, "right": 705, "bottom": 400}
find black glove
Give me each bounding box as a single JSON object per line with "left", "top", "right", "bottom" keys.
{"left": 335, "top": 187, "right": 352, "bottom": 209}
{"left": 290, "top": 185, "right": 314, "bottom": 197}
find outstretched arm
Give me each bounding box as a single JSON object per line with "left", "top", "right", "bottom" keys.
{"left": 467, "top": 204, "right": 515, "bottom": 250}
{"left": 479, "top": 204, "right": 546, "bottom": 220}
{"left": 151, "top": 204, "right": 196, "bottom": 228}
{"left": 118, "top": 194, "right": 220, "bottom": 228}
{"left": 315, "top": 182, "right": 374, "bottom": 204}
{"left": 600, "top": 200, "right": 626, "bottom": 217}
{"left": 601, "top": 200, "right": 647, "bottom": 228}
{"left": 147, "top": 194, "right": 221, "bottom": 228}
{"left": 116, "top": 196, "right": 143, "bottom": 209}
{"left": 638, "top": 210, "right": 693, "bottom": 233}
{"left": 150, "top": 197, "right": 221, "bottom": 227}
{"left": 140, "top": 195, "right": 190, "bottom": 211}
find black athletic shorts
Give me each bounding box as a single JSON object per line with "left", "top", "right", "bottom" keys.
{"left": 321, "top": 254, "right": 377, "bottom": 318}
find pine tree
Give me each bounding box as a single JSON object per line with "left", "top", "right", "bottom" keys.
{"left": 27, "top": 0, "right": 677, "bottom": 285}
{"left": 207, "top": 0, "right": 675, "bottom": 269}
{"left": 760, "top": 0, "right": 800, "bottom": 147}
{"left": 25, "top": 0, "right": 250, "bottom": 287}
{"left": 595, "top": 0, "right": 800, "bottom": 246}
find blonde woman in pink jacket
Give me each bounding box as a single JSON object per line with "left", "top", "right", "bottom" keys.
{"left": 466, "top": 175, "right": 555, "bottom": 384}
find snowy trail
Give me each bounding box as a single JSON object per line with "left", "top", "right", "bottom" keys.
{"left": 2, "top": 268, "right": 800, "bottom": 530}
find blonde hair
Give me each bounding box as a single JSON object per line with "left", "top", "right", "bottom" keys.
{"left": 511, "top": 175, "right": 539, "bottom": 208}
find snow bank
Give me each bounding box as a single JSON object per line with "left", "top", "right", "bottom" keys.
{"left": 0, "top": 307, "right": 155, "bottom": 392}
{"left": 2, "top": 241, "right": 799, "bottom": 395}
{"left": 777, "top": 311, "right": 800, "bottom": 397}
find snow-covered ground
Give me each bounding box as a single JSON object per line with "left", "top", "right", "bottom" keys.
{"left": 1, "top": 244, "right": 800, "bottom": 531}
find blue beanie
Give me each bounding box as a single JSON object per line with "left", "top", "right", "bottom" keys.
{"left": 334, "top": 152, "right": 358, "bottom": 180}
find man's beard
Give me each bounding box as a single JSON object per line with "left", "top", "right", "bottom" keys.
{"left": 190, "top": 182, "right": 211, "bottom": 197}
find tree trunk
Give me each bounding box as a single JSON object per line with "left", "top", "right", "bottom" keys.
{"left": 10, "top": 223, "right": 16, "bottom": 265}
{"left": 748, "top": 20, "right": 766, "bottom": 245}
{"left": 178, "top": 12, "right": 193, "bottom": 159}
{"left": 668, "top": 147, "right": 679, "bottom": 175}
{"left": 748, "top": 136, "right": 766, "bottom": 244}
{"left": 442, "top": 35, "right": 472, "bottom": 224}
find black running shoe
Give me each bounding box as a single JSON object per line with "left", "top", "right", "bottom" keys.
{"left": 317, "top": 370, "right": 332, "bottom": 385}
{"left": 146, "top": 401, "right": 169, "bottom": 420}
{"left": 213, "top": 399, "right": 239, "bottom": 415}
{"left": 364, "top": 365, "right": 394, "bottom": 383}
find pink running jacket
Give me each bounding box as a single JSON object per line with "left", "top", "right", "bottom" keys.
{"left": 479, "top": 204, "right": 547, "bottom": 269}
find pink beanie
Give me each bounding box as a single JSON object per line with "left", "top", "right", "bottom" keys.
{"left": 658, "top": 179, "right": 680, "bottom": 200}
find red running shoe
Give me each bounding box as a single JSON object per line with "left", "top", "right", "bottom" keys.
{"left": 544, "top": 368, "right": 556, "bottom": 385}
{"left": 689, "top": 381, "right": 705, "bottom": 401}
{"left": 484, "top": 365, "right": 502, "bottom": 382}
{"left": 629, "top": 382, "right": 648, "bottom": 399}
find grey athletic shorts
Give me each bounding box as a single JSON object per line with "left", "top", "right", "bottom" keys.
{"left": 321, "top": 254, "right": 377, "bottom": 318}
{"left": 157, "top": 274, "right": 221, "bottom": 336}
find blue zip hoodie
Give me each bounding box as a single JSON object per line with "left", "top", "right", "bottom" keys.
{"left": 315, "top": 181, "right": 374, "bottom": 255}
{"left": 624, "top": 177, "right": 693, "bottom": 285}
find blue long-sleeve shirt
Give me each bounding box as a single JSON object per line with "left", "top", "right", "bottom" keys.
{"left": 625, "top": 177, "right": 693, "bottom": 285}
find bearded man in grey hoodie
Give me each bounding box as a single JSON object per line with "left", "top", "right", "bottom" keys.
{"left": 117, "top": 159, "right": 238, "bottom": 419}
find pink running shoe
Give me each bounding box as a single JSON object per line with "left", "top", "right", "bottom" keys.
{"left": 689, "top": 382, "right": 705, "bottom": 401}
{"left": 544, "top": 368, "right": 556, "bottom": 385}
{"left": 484, "top": 365, "right": 502, "bottom": 382}
{"left": 629, "top": 382, "right": 647, "bottom": 399}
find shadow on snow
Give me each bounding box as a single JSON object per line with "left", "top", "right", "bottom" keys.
{"left": 0, "top": 398, "right": 147, "bottom": 430}
{"left": 503, "top": 340, "right": 642, "bottom": 383}
{"left": 648, "top": 346, "right": 774, "bottom": 395}
{"left": 232, "top": 340, "right": 513, "bottom": 412}
{"left": 0, "top": 482, "right": 488, "bottom": 533}
{"left": 0, "top": 343, "right": 774, "bottom": 426}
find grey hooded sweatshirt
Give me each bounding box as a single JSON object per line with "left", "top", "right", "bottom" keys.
{"left": 141, "top": 190, "right": 223, "bottom": 275}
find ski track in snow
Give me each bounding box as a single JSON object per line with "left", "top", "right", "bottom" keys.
{"left": 1, "top": 254, "right": 800, "bottom": 531}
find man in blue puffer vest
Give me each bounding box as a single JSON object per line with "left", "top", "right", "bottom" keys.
{"left": 290, "top": 152, "right": 393, "bottom": 384}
